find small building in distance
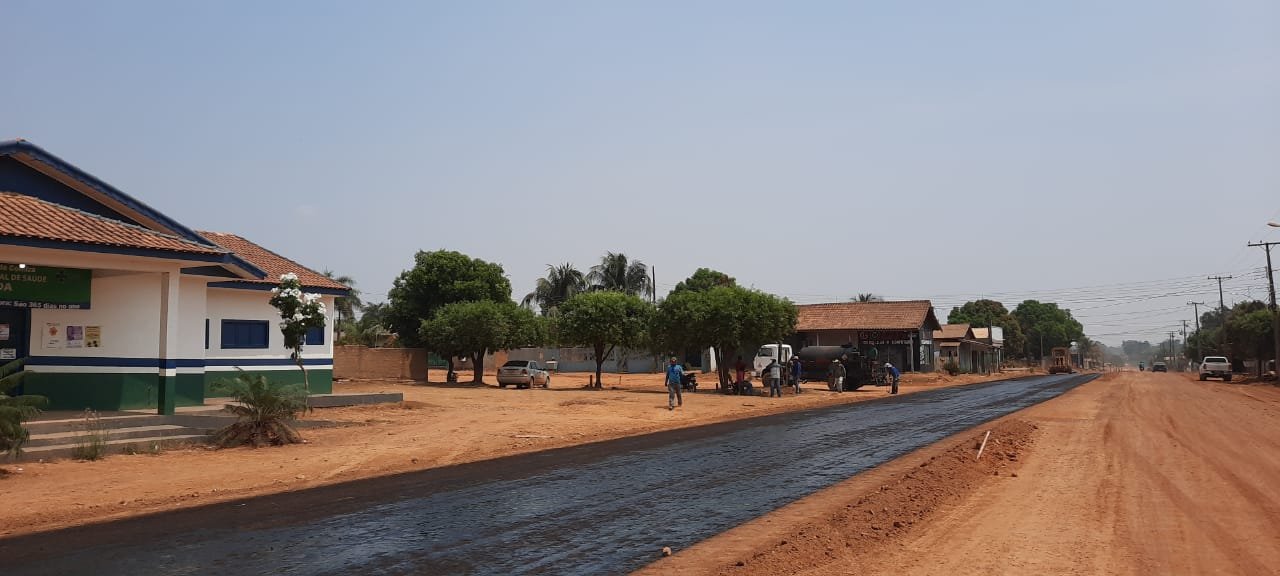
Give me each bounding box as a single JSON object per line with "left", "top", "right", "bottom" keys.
{"left": 793, "top": 300, "right": 942, "bottom": 372}
{"left": 934, "top": 323, "right": 997, "bottom": 374}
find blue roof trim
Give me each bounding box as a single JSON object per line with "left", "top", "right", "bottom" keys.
{"left": 181, "top": 265, "right": 243, "bottom": 279}
{"left": 27, "top": 356, "right": 332, "bottom": 368}
{"left": 0, "top": 139, "right": 267, "bottom": 280}
{"left": 208, "top": 280, "right": 349, "bottom": 296}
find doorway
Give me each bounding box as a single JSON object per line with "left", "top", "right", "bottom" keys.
{"left": 0, "top": 306, "right": 30, "bottom": 394}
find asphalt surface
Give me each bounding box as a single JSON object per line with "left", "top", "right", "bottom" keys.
{"left": 0, "top": 373, "right": 1095, "bottom": 576}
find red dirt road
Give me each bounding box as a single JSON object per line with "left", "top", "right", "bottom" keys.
{"left": 650, "top": 371, "right": 1280, "bottom": 575}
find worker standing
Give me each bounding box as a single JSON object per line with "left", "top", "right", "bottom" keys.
{"left": 828, "top": 358, "right": 846, "bottom": 393}
{"left": 666, "top": 357, "right": 684, "bottom": 410}
{"left": 789, "top": 354, "right": 804, "bottom": 395}
{"left": 884, "top": 362, "right": 901, "bottom": 394}
{"left": 765, "top": 359, "right": 783, "bottom": 397}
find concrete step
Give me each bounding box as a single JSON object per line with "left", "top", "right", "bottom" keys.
{"left": 18, "top": 434, "right": 211, "bottom": 461}
{"left": 24, "top": 414, "right": 179, "bottom": 435}
{"left": 24, "top": 425, "right": 200, "bottom": 448}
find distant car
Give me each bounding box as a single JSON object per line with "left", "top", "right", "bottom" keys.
{"left": 1151, "top": 362, "right": 1167, "bottom": 373}
{"left": 497, "top": 360, "right": 551, "bottom": 389}
{"left": 1198, "top": 356, "right": 1232, "bottom": 382}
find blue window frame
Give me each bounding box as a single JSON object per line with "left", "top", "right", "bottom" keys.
{"left": 305, "top": 326, "right": 324, "bottom": 346}
{"left": 204, "top": 319, "right": 210, "bottom": 350}
{"left": 221, "top": 320, "right": 269, "bottom": 349}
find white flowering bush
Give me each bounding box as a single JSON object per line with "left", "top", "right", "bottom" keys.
{"left": 269, "top": 272, "right": 327, "bottom": 392}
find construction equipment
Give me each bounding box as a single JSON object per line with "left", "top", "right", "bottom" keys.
{"left": 1048, "top": 347, "right": 1074, "bottom": 374}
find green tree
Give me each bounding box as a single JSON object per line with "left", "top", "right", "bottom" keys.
{"left": 587, "top": 252, "right": 652, "bottom": 298}
{"left": 339, "top": 301, "right": 392, "bottom": 347}
{"left": 852, "top": 293, "right": 883, "bottom": 302}
{"left": 1121, "top": 340, "right": 1153, "bottom": 364}
{"left": 521, "top": 263, "right": 586, "bottom": 315}
{"left": 1012, "top": 300, "right": 1084, "bottom": 359}
{"left": 385, "top": 250, "right": 511, "bottom": 347}
{"left": 556, "top": 291, "right": 652, "bottom": 387}
{"left": 652, "top": 286, "right": 797, "bottom": 388}
{"left": 419, "top": 301, "right": 546, "bottom": 383}
{"left": 212, "top": 371, "right": 307, "bottom": 447}
{"left": 1222, "top": 301, "right": 1274, "bottom": 375}
{"left": 947, "top": 299, "right": 1026, "bottom": 358}
{"left": 671, "top": 268, "right": 736, "bottom": 294}
{"left": 1, "top": 359, "right": 47, "bottom": 457}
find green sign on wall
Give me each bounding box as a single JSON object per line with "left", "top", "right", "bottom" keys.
{"left": 0, "top": 263, "right": 92, "bottom": 309}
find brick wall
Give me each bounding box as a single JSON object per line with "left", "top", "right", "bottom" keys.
{"left": 334, "top": 346, "right": 429, "bottom": 380}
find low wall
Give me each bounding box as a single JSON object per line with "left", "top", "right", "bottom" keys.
{"left": 506, "top": 347, "right": 661, "bottom": 373}
{"left": 334, "top": 346, "right": 429, "bottom": 380}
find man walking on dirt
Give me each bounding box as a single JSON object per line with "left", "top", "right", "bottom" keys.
{"left": 789, "top": 354, "right": 803, "bottom": 395}
{"left": 666, "top": 357, "right": 684, "bottom": 410}
{"left": 828, "top": 358, "right": 846, "bottom": 393}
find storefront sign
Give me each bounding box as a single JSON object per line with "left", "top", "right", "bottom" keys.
{"left": 859, "top": 330, "right": 913, "bottom": 346}
{"left": 0, "top": 263, "right": 92, "bottom": 309}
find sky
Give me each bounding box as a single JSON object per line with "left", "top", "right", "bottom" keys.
{"left": 3, "top": 1, "right": 1278, "bottom": 347}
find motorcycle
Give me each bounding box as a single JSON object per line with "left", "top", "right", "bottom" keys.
{"left": 680, "top": 372, "right": 698, "bottom": 392}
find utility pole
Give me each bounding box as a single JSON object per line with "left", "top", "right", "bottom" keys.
{"left": 1208, "top": 275, "right": 1233, "bottom": 312}
{"left": 1247, "top": 241, "right": 1279, "bottom": 376}
{"left": 1168, "top": 331, "right": 1178, "bottom": 365}
{"left": 1181, "top": 320, "right": 1189, "bottom": 370}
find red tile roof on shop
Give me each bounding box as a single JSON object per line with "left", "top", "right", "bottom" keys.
{"left": 198, "top": 231, "right": 348, "bottom": 291}
{"left": 933, "top": 323, "right": 974, "bottom": 340}
{"left": 0, "top": 192, "right": 224, "bottom": 255}
{"left": 796, "top": 300, "right": 941, "bottom": 331}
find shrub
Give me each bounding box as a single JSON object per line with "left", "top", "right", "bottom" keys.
{"left": 213, "top": 372, "right": 308, "bottom": 448}
{"left": 943, "top": 360, "right": 960, "bottom": 376}
{"left": 72, "top": 410, "right": 109, "bottom": 461}
{"left": 0, "top": 359, "right": 47, "bottom": 457}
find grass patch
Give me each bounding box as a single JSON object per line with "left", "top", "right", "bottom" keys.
{"left": 72, "top": 410, "right": 109, "bottom": 461}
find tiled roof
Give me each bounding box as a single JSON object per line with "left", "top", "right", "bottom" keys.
{"left": 198, "top": 231, "right": 348, "bottom": 291}
{"left": 796, "top": 300, "right": 941, "bottom": 332}
{"left": 934, "top": 324, "right": 973, "bottom": 340}
{"left": 0, "top": 192, "right": 224, "bottom": 255}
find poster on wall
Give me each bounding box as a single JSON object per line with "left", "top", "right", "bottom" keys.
{"left": 0, "top": 324, "right": 9, "bottom": 341}
{"left": 44, "top": 322, "right": 64, "bottom": 349}
{"left": 0, "top": 348, "right": 14, "bottom": 360}
{"left": 85, "top": 326, "right": 102, "bottom": 348}
{"left": 66, "top": 325, "right": 85, "bottom": 348}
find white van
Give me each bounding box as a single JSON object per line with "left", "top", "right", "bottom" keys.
{"left": 753, "top": 344, "right": 793, "bottom": 376}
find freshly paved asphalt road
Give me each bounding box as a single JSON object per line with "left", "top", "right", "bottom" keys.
{"left": 0, "top": 373, "right": 1095, "bottom": 576}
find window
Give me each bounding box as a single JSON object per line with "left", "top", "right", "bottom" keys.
{"left": 221, "top": 320, "right": 269, "bottom": 349}
{"left": 204, "top": 319, "right": 210, "bottom": 350}
{"left": 305, "top": 326, "right": 324, "bottom": 346}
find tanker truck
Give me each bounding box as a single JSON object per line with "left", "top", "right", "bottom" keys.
{"left": 796, "top": 345, "right": 872, "bottom": 391}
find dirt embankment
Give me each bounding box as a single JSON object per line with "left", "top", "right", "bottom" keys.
{"left": 0, "top": 369, "right": 1006, "bottom": 538}
{"left": 648, "top": 371, "right": 1280, "bottom": 576}
{"left": 637, "top": 419, "right": 1037, "bottom": 576}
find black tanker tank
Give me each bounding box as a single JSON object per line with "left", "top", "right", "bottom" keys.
{"left": 796, "top": 345, "right": 871, "bottom": 390}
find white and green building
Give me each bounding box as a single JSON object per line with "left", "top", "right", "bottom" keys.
{"left": 0, "top": 139, "right": 347, "bottom": 414}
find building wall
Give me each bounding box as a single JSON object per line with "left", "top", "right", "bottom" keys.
{"left": 22, "top": 270, "right": 185, "bottom": 410}
{"left": 204, "top": 288, "right": 334, "bottom": 394}
{"left": 333, "top": 346, "right": 428, "bottom": 380}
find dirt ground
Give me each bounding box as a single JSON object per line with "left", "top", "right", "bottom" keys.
{"left": 0, "top": 368, "right": 1002, "bottom": 538}
{"left": 645, "top": 371, "right": 1280, "bottom": 576}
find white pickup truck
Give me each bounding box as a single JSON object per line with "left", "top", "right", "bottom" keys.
{"left": 1198, "top": 356, "right": 1232, "bottom": 382}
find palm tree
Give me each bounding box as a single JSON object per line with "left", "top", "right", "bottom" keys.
{"left": 322, "top": 271, "right": 363, "bottom": 338}
{"left": 853, "top": 293, "right": 884, "bottom": 302}
{"left": 522, "top": 263, "right": 587, "bottom": 315}
{"left": 587, "top": 252, "right": 652, "bottom": 298}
